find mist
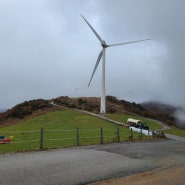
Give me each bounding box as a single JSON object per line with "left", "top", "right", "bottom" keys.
{"left": 0, "top": 0, "right": 185, "bottom": 115}
{"left": 174, "top": 109, "right": 185, "bottom": 129}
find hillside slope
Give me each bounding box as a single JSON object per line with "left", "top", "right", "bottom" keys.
{"left": 0, "top": 96, "right": 178, "bottom": 127}
{"left": 0, "top": 99, "right": 63, "bottom": 127}
{"left": 53, "top": 96, "right": 147, "bottom": 114}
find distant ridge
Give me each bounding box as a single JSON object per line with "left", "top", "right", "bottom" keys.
{"left": 0, "top": 96, "right": 179, "bottom": 127}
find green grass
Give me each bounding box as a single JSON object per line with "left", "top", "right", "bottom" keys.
{"left": 164, "top": 126, "right": 185, "bottom": 137}
{"left": 106, "top": 114, "right": 163, "bottom": 130}
{"left": 0, "top": 110, "right": 162, "bottom": 153}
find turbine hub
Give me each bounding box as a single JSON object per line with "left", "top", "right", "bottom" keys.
{"left": 101, "top": 40, "right": 108, "bottom": 48}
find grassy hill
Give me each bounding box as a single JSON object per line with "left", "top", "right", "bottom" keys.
{"left": 0, "top": 96, "right": 184, "bottom": 153}
{"left": 0, "top": 109, "right": 162, "bottom": 153}
{"left": 0, "top": 96, "right": 178, "bottom": 127}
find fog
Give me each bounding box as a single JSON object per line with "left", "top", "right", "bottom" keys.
{"left": 0, "top": 0, "right": 185, "bottom": 113}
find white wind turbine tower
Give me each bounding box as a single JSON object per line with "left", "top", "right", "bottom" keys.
{"left": 81, "top": 15, "right": 150, "bottom": 114}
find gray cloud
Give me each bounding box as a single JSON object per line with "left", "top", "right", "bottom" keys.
{"left": 0, "top": 0, "right": 185, "bottom": 109}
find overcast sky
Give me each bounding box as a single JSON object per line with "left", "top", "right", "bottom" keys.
{"left": 0, "top": 0, "right": 185, "bottom": 109}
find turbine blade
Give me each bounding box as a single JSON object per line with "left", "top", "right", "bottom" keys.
{"left": 81, "top": 14, "right": 103, "bottom": 44}
{"left": 88, "top": 50, "right": 103, "bottom": 87}
{"left": 108, "top": 39, "right": 151, "bottom": 47}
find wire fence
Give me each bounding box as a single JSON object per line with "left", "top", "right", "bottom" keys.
{"left": 0, "top": 127, "right": 157, "bottom": 153}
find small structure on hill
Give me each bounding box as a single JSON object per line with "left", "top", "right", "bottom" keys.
{"left": 127, "top": 118, "right": 149, "bottom": 130}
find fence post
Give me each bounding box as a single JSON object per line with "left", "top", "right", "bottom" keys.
{"left": 148, "top": 129, "right": 150, "bottom": 140}
{"left": 100, "top": 128, "right": 103, "bottom": 144}
{"left": 76, "top": 128, "right": 79, "bottom": 146}
{"left": 140, "top": 128, "right": 143, "bottom": 140}
{"left": 117, "top": 128, "right": 120, "bottom": 142}
{"left": 40, "top": 127, "right": 43, "bottom": 150}
{"left": 129, "top": 128, "right": 133, "bottom": 141}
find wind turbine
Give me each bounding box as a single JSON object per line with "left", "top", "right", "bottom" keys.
{"left": 81, "top": 15, "right": 150, "bottom": 114}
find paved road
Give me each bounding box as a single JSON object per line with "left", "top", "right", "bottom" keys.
{"left": 165, "top": 134, "right": 185, "bottom": 141}
{"left": 0, "top": 138, "right": 185, "bottom": 185}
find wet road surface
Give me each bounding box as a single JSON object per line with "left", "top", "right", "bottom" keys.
{"left": 0, "top": 138, "right": 185, "bottom": 185}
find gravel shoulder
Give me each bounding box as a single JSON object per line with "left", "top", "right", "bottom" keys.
{"left": 89, "top": 166, "right": 185, "bottom": 185}
{"left": 87, "top": 135, "right": 185, "bottom": 185}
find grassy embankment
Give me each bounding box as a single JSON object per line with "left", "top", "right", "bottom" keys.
{"left": 0, "top": 110, "right": 163, "bottom": 153}
{"left": 165, "top": 127, "right": 185, "bottom": 137}
{"left": 106, "top": 114, "right": 163, "bottom": 130}
{"left": 107, "top": 114, "right": 185, "bottom": 137}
